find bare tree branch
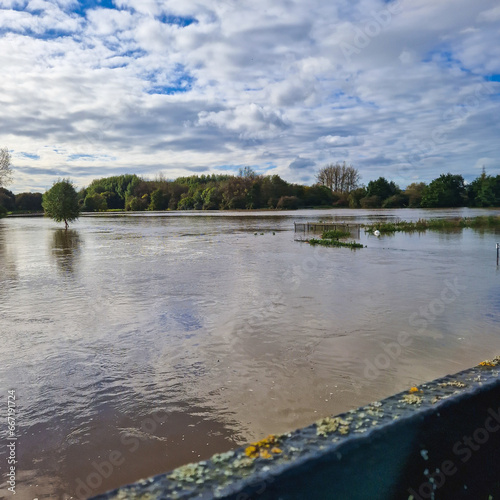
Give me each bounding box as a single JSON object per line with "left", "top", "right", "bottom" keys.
{"left": 0, "top": 147, "right": 13, "bottom": 187}
{"left": 316, "top": 162, "right": 359, "bottom": 193}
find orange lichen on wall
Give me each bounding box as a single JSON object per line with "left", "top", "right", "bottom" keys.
{"left": 244, "top": 435, "right": 282, "bottom": 460}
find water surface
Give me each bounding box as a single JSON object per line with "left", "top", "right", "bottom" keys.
{"left": 0, "top": 208, "right": 499, "bottom": 498}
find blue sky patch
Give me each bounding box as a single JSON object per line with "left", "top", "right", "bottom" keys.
{"left": 156, "top": 14, "right": 198, "bottom": 27}
{"left": 67, "top": 154, "right": 96, "bottom": 161}
{"left": 71, "top": 0, "right": 117, "bottom": 17}
{"left": 18, "top": 152, "right": 40, "bottom": 160}
{"left": 146, "top": 69, "right": 195, "bottom": 95}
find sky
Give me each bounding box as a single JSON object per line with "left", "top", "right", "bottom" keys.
{"left": 1, "top": 0, "right": 500, "bottom": 193}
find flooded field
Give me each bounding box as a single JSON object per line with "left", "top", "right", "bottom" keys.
{"left": 0, "top": 208, "right": 499, "bottom": 498}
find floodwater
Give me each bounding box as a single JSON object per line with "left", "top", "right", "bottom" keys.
{"left": 0, "top": 208, "right": 499, "bottom": 499}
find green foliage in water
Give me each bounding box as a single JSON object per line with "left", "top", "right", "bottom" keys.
{"left": 322, "top": 229, "right": 350, "bottom": 239}
{"left": 303, "top": 227, "right": 363, "bottom": 249}
{"left": 364, "top": 216, "right": 500, "bottom": 234}
{"left": 308, "top": 238, "right": 364, "bottom": 249}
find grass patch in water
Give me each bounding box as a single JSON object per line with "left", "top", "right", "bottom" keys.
{"left": 322, "top": 229, "right": 351, "bottom": 239}
{"left": 364, "top": 216, "right": 500, "bottom": 234}
{"left": 308, "top": 238, "right": 364, "bottom": 249}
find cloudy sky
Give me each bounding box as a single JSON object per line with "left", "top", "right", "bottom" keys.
{"left": 1, "top": 0, "right": 499, "bottom": 193}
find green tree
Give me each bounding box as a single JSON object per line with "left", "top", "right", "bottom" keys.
{"left": 42, "top": 179, "right": 81, "bottom": 229}
{"left": 421, "top": 173, "right": 466, "bottom": 208}
{"left": 15, "top": 192, "right": 43, "bottom": 212}
{"left": 468, "top": 170, "right": 500, "bottom": 207}
{"left": 0, "top": 147, "right": 13, "bottom": 188}
{"left": 0, "top": 187, "right": 16, "bottom": 212}
{"left": 382, "top": 193, "right": 408, "bottom": 208}
{"left": 149, "top": 188, "right": 170, "bottom": 210}
{"left": 84, "top": 193, "right": 107, "bottom": 212}
{"left": 365, "top": 177, "right": 400, "bottom": 204}
{"left": 348, "top": 187, "right": 367, "bottom": 208}
{"left": 276, "top": 195, "right": 300, "bottom": 209}
{"left": 201, "top": 186, "right": 222, "bottom": 210}
{"left": 404, "top": 182, "right": 427, "bottom": 208}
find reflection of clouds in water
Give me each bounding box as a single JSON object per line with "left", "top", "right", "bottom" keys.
{"left": 51, "top": 229, "right": 81, "bottom": 275}
{"left": 0, "top": 221, "right": 17, "bottom": 282}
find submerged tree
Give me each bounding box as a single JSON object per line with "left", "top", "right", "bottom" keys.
{"left": 0, "top": 147, "right": 13, "bottom": 188}
{"left": 42, "top": 179, "right": 81, "bottom": 229}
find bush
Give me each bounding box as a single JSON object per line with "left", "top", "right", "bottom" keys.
{"left": 276, "top": 196, "right": 300, "bottom": 210}
{"left": 382, "top": 194, "right": 408, "bottom": 208}
{"left": 125, "top": 196, "right": 148, "bottom": 211}
{"left": 360, "top": 195, "right": 382, "bottom": 208}
{"left": 84, "top": 193, "right": 107, "bottom": 212}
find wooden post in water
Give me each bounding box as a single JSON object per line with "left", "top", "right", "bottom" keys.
{"left": 497, "top": 243, "right": 499, "bottom": 266}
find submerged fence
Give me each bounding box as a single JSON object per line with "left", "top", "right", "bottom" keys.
{"left": 294, "top": 222, "right": 361, "bottom": 238}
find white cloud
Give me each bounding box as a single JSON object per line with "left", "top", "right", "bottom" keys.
{"left": 0, "top": 0, "right": 499, "bottom": 192}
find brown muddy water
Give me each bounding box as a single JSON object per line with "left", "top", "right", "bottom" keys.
{"left": 0, "top": 208, "right": 499, "bottom": 499}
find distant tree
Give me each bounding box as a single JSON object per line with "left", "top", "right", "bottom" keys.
{"left": 177, "top": 194, "right": 195, "bottom": 210}
{"left": 468, "top": 169, "right": 500, "bottom": 207}
{"left": 360, "top": 195, "right": 382, "bottom": 208}
{"left": 276, "top": 195, "right": 300, "bottom": 210}
{"left": 316, "top": 162, "right": 360, "bottom": 193}
{"left": 42, "top": 179, "right": 81, "bottom": 229}
{"left": 348, "top": 187, "right": 367, "bottom": 208}
{"left": 0, "top": 187, "right": 16, "bottom": 212}
{"left": 15, "top": 192, "right": 43, "bottom": 212}
{"left": 84, "top": 193, "right": 107, "bottom": 212}
{"left": 125, "top": 195, "right": 148, "bottom": 211}
{"left": 302, "top": 185, "right": 335, "bottom": 207}
{"left": 260, "top": 175, "right": 289, "bottom": 208}
{"left": 366, "top": 177, "right": 400, "bottom": 202}
{"left": 0, "top": 147, "right": 13, "bottom": 187}
{"left": 421, "top": 173, "right": 466, "bottom": 208}
{"left": 239, "top": 166, "right": 258, "bottom": 179}
{"left": 404, "top": 182, "right": 427, "bottom": 208}
{"left": 201, "top": 186, "right": 222, "bottom": 210}
{"left": 86, "top": 174, "right": 140, "bottom": 209}
{"left": 149, "top": 188, "right": 170, "bottom": 210}
{"left": 382, "top": 193, "right": 408, "bottom": 208}
{"left": 220, "top": 177, "right": 250, "bottom": 209}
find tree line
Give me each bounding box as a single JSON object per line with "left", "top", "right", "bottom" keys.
{"left": 1, "top": 158, "right": 499, "bottom": 218}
